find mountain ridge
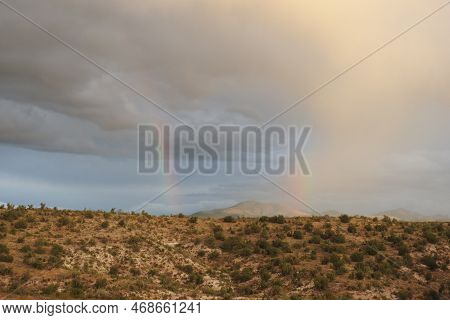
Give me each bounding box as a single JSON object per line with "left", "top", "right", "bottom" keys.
{"left": 193, "top": 201, "right": 449, "bottom": 221}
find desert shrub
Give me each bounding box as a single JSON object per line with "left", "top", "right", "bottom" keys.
{"left": 57, "top": 216, "right": 71, "bottom": 227}
{"left": 396, "top": 288, "right": 413, "bottom": 299}
{"left": 255, "top": 239, "right": 280, "bottom": 256}
{"left": 223, "top": 216, "right": 236, "bottom": 223}
{"left": 41, "top": 284, "right": 58, "bottom": 295}
{"left": 363, "top": 240, "right": 385, "bottom": 255}
{"left": 0, "top": 254, "right": 13, "bottom": 263}
{"left": 178, "top": 264, "right": 194, "bottom": 274}
{"left": 309, "top": 234, "right": 321, "bottom": 244}
{"left": 118, "top": 219, "right": 126, "bottom": 227}
{"left": 0, "top": 243, "right": 9, "bottom": 254}
{"left": 347, "top": 224, "right": 357, "bottom": 233}
{"left": 83, "top": 212, "right": 94, "bottom": 219}
{"left": 320, "top": 229, "right": 334, "bottom": 240}
{"left": 231, "top": 267, "right": 253, "bottom": 283}
{"left": 375, "top": 224, "right": 387, "bottom": 232}
{"left": 19, "top": 245, "right": 31, "bottom": 253}
{"left": 272, "top": 239, "right": 291, "bottom": 252}
{"left": 50, "top": 244, "right": 64, "bottom": 257}
{"left": 159, "top": 274, "right": 179, "bottom": 291}
{"left": 292, "top": 230, "right": 303, "bottom": 239}
{"left": 304, "top": 222, "right": 313, "bottom": 232}
{"left": 280, "top": 262, "right": 294, "bottom": 276}
{"left": 100, "top": 221, "right": 109, "bottom": 229}
{"left": 213, "top": 230, "right": 225, "bottom": 241}
{"left": 364, "top": 224, "right": 373, "bottom": 231}
{"left": 221, "top": 236, "right": 252, "bottom": 256}
{"left": 397, "top": 244, "right": 409, "bottom": 256}
{"left": 94, "top": 278, "right": 107, "bottom": 289}
{"left": 423, "top": 289, "right": 440, "bottom": 300}
{"left": 330, "top": 233, "right": 345, "bottom": 243}
{"left": 268, "top": 215, "right": 286, "bottom": 224}
{"left": 70, "top": 278, "right": 84, "bottom": 298}
{"left": 350, "top": 252, "right": 364, "bottom": 262}
{"left": 355, "top": 270, "right": 364, "bottom": 280}
{"left": 188, "top": 216, "right": 198, "bottom": 224}
{"left": 259, "top": 268, "right": 271, "bottom": 283}
{"left": 314, "top": 276, "right": 329, "bottom": 290}
{"left": 382, "top": 216, "right": 392, "bottom": 224}
{"left": 329, "top": 254, "right": 346, "bottom": 273}
{"left": 1, "top": 209, "right": 22, "bottom": 221}
{"left": 423, "top": 230, "right": 438, "bottom": 244}
{"left": 109, "top": 264, "right": 120, "bottom": 276}
{"left": 14, "top": 219, "right": 27, "bottom": 229}
{"left": 421, "top": 255, "right": 438, "bottom": 270}
{"left": 244, "top": 223, "right": 261, "bottom": 234}
{"left": 130, "top": 268, "right": 141, "bottom": 276}
{"left": 339, "top": 214, "right": 351, "bottom": 223}
{"left": 0, "top": 265, "right": 13, "bottom": 275}
{"left": 188, "top": 273, "right": 204, "bottom": 285}
{"left": 386, "top": 234, "right": 402, "bottom": 245}
{"left": 23, "top": 255, "right": 45, "bottom": 269}
{"left": 208, "top": 250, "right": 220, "bottom": 260}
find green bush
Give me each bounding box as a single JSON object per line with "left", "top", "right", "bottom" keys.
{"left": 244, "top": 223, "right": 260, "bottom": 234}
{"left": 350, "top": 252, "right": 364, "bottom": 262}
{"left": 0, "top": 265, "right": 13, "bottom": 275}
{"left": 0, "top": 254, "right": 13, "bottom": 263}
{"left": 231, "top": 267, "right": 253, "bottom": 283}
{"left": 268, "top": 215, "right": 286, "bottom": 224}
{"left": 421, "top": 255, "right": 438, "bottom": 270}
{"left": 94, "top": 278, "right": 107, "bottom": 289}
{"left": 423, "top": 231, "right": 438, "bottom": 244}
{"left": 304, "top": 222, "right": 313, "bottom": 232}
{"left": 14, "top": 220, "right": 27, "bottom": 229}
{"left": 208, "top": 250, "right": 220, "bottom": 260}
{"left": 57, "top": 216, "right": 71, "bottom": 227}
{"left": 293, "top": 230, "right": 303, "bottom": 239}
{"left": 313, "top": 276, "right": 329, "bottom": 290}
{"left": 188, "top": 216, "right": 198, "bottom": 224}
{"left": 347, "top": 224, "right": 357, "bottom": 233}
{"left": 50, "top": 244, "right": 64, "bottom": 257}
{"left": 223, "top": 216, "right": 236, "bottom": 223}
{"left": 0, "top": 243, "right": 9, "bottom": 254}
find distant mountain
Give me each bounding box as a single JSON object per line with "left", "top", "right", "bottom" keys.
{"left": 192, "top": 201, "right": 449, "bottom": 222}
{"left": 373, "top": 208, "right": 449, "bottom": 222}
{"left": 372, "top": 208, "right": 422, "bottom": 221}
{"left": 192, "top": 200, "right": 310, "bottom": 218}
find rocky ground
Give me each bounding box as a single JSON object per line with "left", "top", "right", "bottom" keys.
{"left": 0, "top": 205, "right": 448, "bottom": 299}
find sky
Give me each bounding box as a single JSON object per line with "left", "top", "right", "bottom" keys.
{"left": 0, "top": 0, "right": 449, "bottom": 216}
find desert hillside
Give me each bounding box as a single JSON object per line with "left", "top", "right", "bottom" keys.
{"left": 0, "top": 205, "right": 449, "bottom": 299}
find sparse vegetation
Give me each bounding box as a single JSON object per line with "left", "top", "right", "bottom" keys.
{"left": 0, "top": 205, "right": 448, "bottom": 299}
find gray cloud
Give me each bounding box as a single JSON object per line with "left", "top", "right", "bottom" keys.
{"left": 0, "top": 0, "right": 449, "bottom": 215}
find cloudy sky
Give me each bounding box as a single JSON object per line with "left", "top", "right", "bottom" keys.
{"left": 0, "top": 0, "right": 449, "bottom": 215}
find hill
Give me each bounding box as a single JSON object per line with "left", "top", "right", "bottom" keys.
{"left": 193, "top": 201, "right": 311, "bottom": 218}
{"left": 0, "top": 206, "right": 448, "bottom": 299}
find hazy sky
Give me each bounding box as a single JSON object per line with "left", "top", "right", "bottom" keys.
{"left": 1, "top": 0, "right": 449, "bottom": 215}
